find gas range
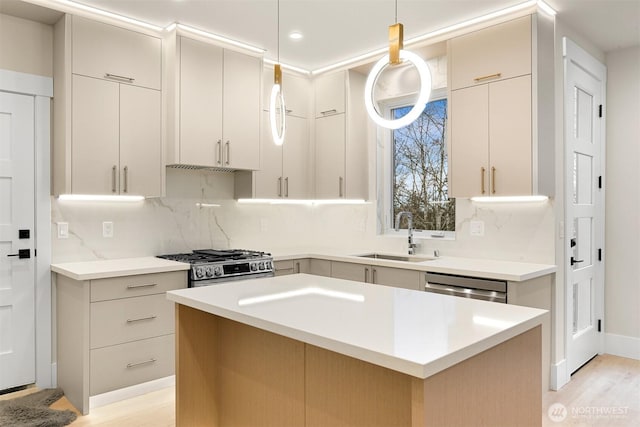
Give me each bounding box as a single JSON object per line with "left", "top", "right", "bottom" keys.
{"left": 157, "top": 249, "right": 274, "bottom": 287}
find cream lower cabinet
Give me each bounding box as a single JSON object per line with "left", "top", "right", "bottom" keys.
{"left": 330, "top": 261, "right": 420, "bottom": 290}
{"left": 71, "top": 75, "right": 161, "bottom": 196}
{"left": 56, "top": 271, "right": 186, "bottom": 415}
{"left": 450, "top": 75, "right": 532, "bottom": 197}
{"left": 274, "top": 259, "right": 311, "bottom": 276}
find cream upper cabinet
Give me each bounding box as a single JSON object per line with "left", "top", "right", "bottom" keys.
{"left": 448, "top": 14, "right": 554, "bottom": 198}
{"left": 54, "top": 15, "right": 162, "bottom": 197}
{"left": 314, "top": 71, "right": 346, "bottom": 117}
{"left": 71, "top": 15, "right": 161, "bottom": 90}
{"left": 449, "top": 15, "right": 531, "bottom": 91}
{"left": 263, "top": 65, "right": 311, "bottom": 118}
{"left": 313, "top": 70, "right": 367, "bottom": 199}
{"left": 168, "top": 36, "right": 261, "bottom": 170}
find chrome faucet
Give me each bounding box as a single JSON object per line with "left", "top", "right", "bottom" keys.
{"left": 395, "top": 211, "right": 418, "bottom": 255}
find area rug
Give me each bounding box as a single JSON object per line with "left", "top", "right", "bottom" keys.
{"left": 0, "top": 388, "right": 77, "bottom": 427}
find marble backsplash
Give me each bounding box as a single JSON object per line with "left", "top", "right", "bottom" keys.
{"left": 51, "top": 168, "right": 555, "bottom": 264}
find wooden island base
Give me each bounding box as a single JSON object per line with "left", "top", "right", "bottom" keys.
{"left": 175, "top": 304, "right": 541, "bottom": 427}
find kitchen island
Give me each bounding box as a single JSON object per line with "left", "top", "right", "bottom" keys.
{"left": 167, "top": 274, "right": 548, "bottom": 426}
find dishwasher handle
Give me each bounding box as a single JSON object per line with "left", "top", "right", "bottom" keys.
{"left": 424, "top": 282, "right": 506, "bottom": 303}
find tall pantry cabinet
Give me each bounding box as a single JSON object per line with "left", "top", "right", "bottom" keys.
{"left": 53, "top": 15, "right": 163, "bottom": 197}
{"left": 448, "top": 14, "right": 555, "bottom": 198}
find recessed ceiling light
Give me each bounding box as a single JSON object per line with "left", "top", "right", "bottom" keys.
{"left": 289, "top": 31, "right": 303, "bottom": 40}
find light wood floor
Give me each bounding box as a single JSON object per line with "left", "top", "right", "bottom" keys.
{"left": 2, "top": 354, "right": 638, "bottom": 426}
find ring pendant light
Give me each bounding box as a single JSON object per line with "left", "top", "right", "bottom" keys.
{"left": 364, "top": 1, "right": 432, "bottom": 130}
{"left": 269, "top": 0, "right": 286, "bottom": 145}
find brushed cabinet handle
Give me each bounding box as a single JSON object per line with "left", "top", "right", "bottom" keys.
{"left": 278, "top": 177, "right": 282, "bottom": 197}
{"left": 320, "top": 109, "right": 337, "bottom": 116}
{"left": 105, "top": 73, "right": 135, "bottom": 83}
{"left": 364, "top": 267, "right": 369, "bottom": 283}
{"left": 123, "top": 166, "right": 128, "bottom": 193}
{"left": 285, "top": 177, "right": 289, "bottom": 197}
{"left": 372, "top": 268, "right": 377, "bottom": 284}
{"left": 126, "top": 358, "right": 156, "bottom": 368}
{"left": 339, "top": 177, "right": 344, "bottom": 198}
{"left": 111, "top": 165, "right": 117, "bottom": 193}
{"left": 481, "top": 167, "right": 486, "bottom": 194}
{"left": 473, "top": 73, "right": 502, "bottom": 82}
{"left": 126, "top": 315, "right": 157, "bottom": 323}
{"left": 295, "top": 262, "right": 300, "bottom": 274}
{"left": 225, "top": 141, "right": 230, "bottom": 165}
{"left": 491, "top": 166, "right": 496, "bottom": 194}
{"left": 126, "top": 283, "right": 157, "bottom": 289}
{"left": 216, "top": 140, "right": 222, "bottom": 165}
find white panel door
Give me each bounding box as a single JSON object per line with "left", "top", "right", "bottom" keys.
{"left": 0, "top": 91, "right": 35, "bottom": 390}
{"left": 564, "top": 39, "right": 605, "bottom": 374}
{"left": 282, "top": 115, "right": 309, "bottom": 198}
{"left": 255, "top": 111, "right": 283, "bottom": 198}
{"left": 315, "top": 113, "right": 345, "bottom": 199}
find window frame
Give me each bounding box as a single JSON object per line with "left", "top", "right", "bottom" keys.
{"left": 380, "top": 88, "right": 456, "bottom": 240}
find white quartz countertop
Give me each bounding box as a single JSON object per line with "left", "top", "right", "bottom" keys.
{"left": 167, "top": 274, "right": 548, "bottom": 379}
{"left": 273, "top": 252, "right": 556, "bottom": 282}
{"left": 51, "top": 256, "right": 189, "bottom": 280}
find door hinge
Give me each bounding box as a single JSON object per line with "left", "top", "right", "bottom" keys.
{"left": 598, "top": 176, "right": 602, "bottom": 189}
{"left": 598, "top": 248, "right": 602, "bottom": 261}
{"left": 598, "top": 104, "right": 603, "bottom": 118}
{"left": 597, "top": 319, "right": 602, "bottom": 332}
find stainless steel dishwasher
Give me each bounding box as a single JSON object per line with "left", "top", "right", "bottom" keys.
{"left": 424, "top": 272, "right": 507, "bottom": 303}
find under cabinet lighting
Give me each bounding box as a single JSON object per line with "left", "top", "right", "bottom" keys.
{"left": 470, "top": 196, "right": 549, "bottom": 203}
{"left": 237, "top": 199, "right": 368, "bottom": 205}
{"left": 58, "top": 194, "right": 144, "bottom": 202}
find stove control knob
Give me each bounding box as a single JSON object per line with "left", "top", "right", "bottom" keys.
{"left": 195, "top": 266, "right": 205, "bottom": 279}
{"left": 205, "top": 266, "right": 214, "bottom": 278}
{"left": 258, "top": 262, "right": 265, "bottom": 271}
{"left": 214, "top": 266, "right": 223, "bottom": 277}
{"left": 265, "top": 261, "right": 272, "bottom": 270}
{"left": 251, "top": 263, "right": 258, "bottom": 271}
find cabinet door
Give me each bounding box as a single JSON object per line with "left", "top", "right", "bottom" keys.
{"left": 255, "top": 112, "right": 283, "bottom": 198}
{"left": 314, "top": 71, "right": 346, "bottom": 117}
{"left": 449, "top": 15, "right": 531, "bottom": 90}
{"left": 179, "top": 37, "right": 223, "bottom": 167}
{"left": 283, "top": 116, "right": 309, "bottom": 198}
{"left": 449, "top": 85, "right": 489, "bottom": 198}
{"left": 372, "top": 266, "right": 420, "bottom": 290}
{"left": 315, "top": 114, "right": 346, "bottom": 198}
{"left": 331, "top": 261, "right": 367, "bottom": 283}
{"left": 223, "top": 50, "right": 261, "bottom": 170}
{"left": 72, "top": 15, "right": 161, "bottom": 90}
{"left": 309, "top": 259, "right": 331, "bottom": 277}
{"left": 284, "top": 73, "right": 311, "bottom": 118}
{"left": 71, "top": 75, "right": 119, "bottom": 195}
{"left": 120, "top": 85, "right": 162, "bottom": 197}
{"left": 489, "top": 75, "right": 532, "bottom": 195}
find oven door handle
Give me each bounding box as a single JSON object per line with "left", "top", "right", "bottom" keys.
{"left": 424, "top": 282, "right": 506, "bottom": 303}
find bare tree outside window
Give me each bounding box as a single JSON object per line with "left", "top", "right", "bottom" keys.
{"left": 392, "top": 98, "right": 455, "bottom": 232}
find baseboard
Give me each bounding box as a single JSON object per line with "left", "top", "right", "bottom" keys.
{"left": 605, "top": 333, "right": 640, "bottom": 360}
{"left": 550, "top": 358, "right": 569, "bottom": 391}
{"left": 89, "top": 376, "right": 175, "bottom": 410}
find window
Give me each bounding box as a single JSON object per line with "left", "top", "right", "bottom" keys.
{"left": 389, "top": 95, "right": 455, "bottom": 236}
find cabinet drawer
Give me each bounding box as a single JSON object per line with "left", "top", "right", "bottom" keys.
{"left": 90, "top": 334, "right": 174, "bottom": 396}
{"left": 72, "top": 15, "right": 162, "bottom": 90}
{"left": 90, "top": 294, "right": 175, "bottom": 349}
{"left": 449, "top": 15, "right": 531, "bottom": 90}
{"left": 90, "top": 271, "right": 186, "bottom": 302}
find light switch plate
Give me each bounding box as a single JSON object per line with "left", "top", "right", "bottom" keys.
{"left": 470, "top": 220, "right": 485, "bottom": 236}
{"left": 103, "top": 221, "right": 114, "bottom": 238}
{"left": 57, "top": 222, "right": 69, "bottom": 239}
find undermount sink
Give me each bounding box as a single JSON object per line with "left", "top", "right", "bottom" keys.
{"left": 355, "top": 253, "right": 435, "bottom": 263}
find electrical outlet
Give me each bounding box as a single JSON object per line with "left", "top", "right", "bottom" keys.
{"left": 103, "top": 221, "right": 114, "bottom": 238}
{"left": 57, "top": 222, "right": 69, "bottom": 239}
{"left": 470, "top": 220, "right": 485, "bottom": 236}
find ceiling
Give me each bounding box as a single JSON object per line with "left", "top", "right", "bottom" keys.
{"left": 3, "top": 0, "right": 639, "bottom": 71}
